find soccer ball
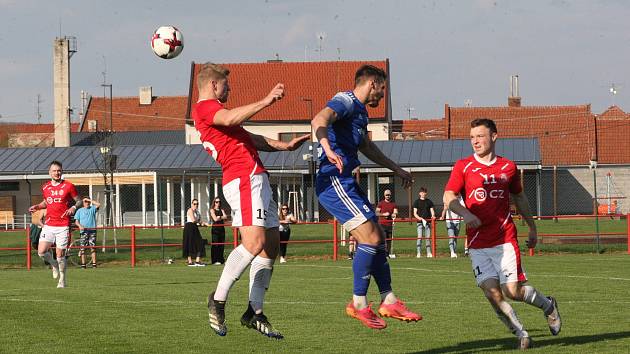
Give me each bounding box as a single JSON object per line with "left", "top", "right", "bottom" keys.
{"left": 151, "top": 26, "right": 184, "bottom": 59}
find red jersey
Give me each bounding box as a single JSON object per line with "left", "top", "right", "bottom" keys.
{"left": 42, "top": 180, "right": 78, "bottom": 227}
{"left": 192, "top": 99, "right": 266, "bottom": 184}
{"left": 444, "top": 154, "right": 522, "bottom": 249}
{"left": 376, "top": 200, "right": 397, "bottom": 226}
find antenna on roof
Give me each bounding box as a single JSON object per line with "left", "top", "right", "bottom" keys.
{"left": 35, "top": 94, "right": 43, "bottom": 124}
{"left": 316, "top": 32, "right": 326, "bottom": 61}
{"left": 609, "top": 83, "right": 622, "bottom": 107}
{"left": 406, "top": 104, "right": 416, "bottom": 120}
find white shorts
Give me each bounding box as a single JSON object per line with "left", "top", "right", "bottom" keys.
{"left": 39, "top": 225, "right": 70, "bottom": 249}
{"left": 223, "top": 173, "right": 279, "bottom": 229}
{"left": 469, "top": 241, "right": 527, "bottom": 286}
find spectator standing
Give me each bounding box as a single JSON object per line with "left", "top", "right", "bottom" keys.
{"left": 375, "top": 189, "right": 398, "bottom": 258}
{"left": 278, "top": 204, "right": 296, "bottom": 263}
{"left": 413, "top": 187, "right": 436, "bottom": 258}
{"left": 183, "top": 199, "right": 207, "bottom": 267}
{"left": 210, "top": 198, "right": 229, "bottom": 265}
{"left": 74, "top": 197, "right": 101, "bottom": 268}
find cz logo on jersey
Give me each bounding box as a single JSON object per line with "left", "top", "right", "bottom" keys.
{"left": 471, "top": 187, "right": 505, "bottom": 202}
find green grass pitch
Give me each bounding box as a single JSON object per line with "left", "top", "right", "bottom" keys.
{"left": 1, "top": 254, "right": 629, "bottom": 353}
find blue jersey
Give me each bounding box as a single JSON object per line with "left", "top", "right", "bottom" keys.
{"left": 318, "top": 91, "right": 369, "bottom": 177}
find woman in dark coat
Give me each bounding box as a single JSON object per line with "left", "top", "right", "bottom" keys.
{"left": 210, "top": 198, "right": 229, "bottom": 265}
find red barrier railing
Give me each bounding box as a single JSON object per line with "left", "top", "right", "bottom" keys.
{"left": 3, "top": 214, "right": 628, "bottom": 269}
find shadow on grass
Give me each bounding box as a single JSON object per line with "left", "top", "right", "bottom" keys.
{"left": 412, "top": 331, "right": 630, "bottom": 353}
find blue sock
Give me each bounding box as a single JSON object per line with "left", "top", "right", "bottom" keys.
{"left": 353, "top": 244, "right": 376, "bottom": 296}
{"left": 371, "top": 244, "right": 392, "bottom": 295}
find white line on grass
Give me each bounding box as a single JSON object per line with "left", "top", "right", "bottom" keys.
{"left": 288, "top": 264, "right": 630, "bottom": 281}
{"left": 2, "top": 298, "right": 630, "bottom": 306}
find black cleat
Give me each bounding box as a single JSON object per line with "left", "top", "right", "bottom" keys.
{"left": 207, "top": 291, "right": 227, "bottom": 336}
{"left": 241, "top": 305, "right": 283, "bottom": 340}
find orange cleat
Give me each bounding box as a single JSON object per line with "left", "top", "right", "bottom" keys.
{"left": 346, "top": 301, "right": 387, "bottom": 329}
{"left": 378, "top": 300, "right": 422, "bottom": 322}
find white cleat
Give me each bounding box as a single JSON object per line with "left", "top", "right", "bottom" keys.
{"left": 450, "top": 253, "right": 458, "bottom": 258}
{"left": 279, "top": 257, "right": 287, "bottom": 264}
{"left": 416, "top": 253, "right": 422, "bottom": 258}
{"left": 427, "top": 253, "right": 433, "bottom": 258}
{"left": 388, "top": 254, "right": 396, "bottom": 259}
{"left": 518, "top": 336, "right": 532, "bottom": 350}
{"left": 57, "top": 278, "right": 66, "bottom": 289}
{"left": 52, "top": 266, "right": 60, "bottom": 280}
{"left": 546, "top": 297, "right": 562, "bottom": 336}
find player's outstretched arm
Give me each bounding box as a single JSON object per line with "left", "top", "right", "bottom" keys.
{"left": 28, "top": 200, "right": 47, "bottom": 213}
{"left": 358, "top": 139, "right": 413, "bottom": 189}
{"left": 247, "top": 132, "right": 310, "bottom": 152}
{"left": 213, "top": 84, "right": 285, "bottom": 127}
{"left": 443, "top": 191, "right": 481, "bottom": 228}
{"left": 511, "top": 191, "right": 538, "bottom": 248}
{"left": 312, "top": 107, "right": 343, "bottom": 173}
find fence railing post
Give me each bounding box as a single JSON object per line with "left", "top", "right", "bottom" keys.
{"left": 233, "top": 227, "right": 238, "bottom": 248}
{"left": 333, "top": 219, "right": 338, "bottom": 261}
{"left": 431, "top": 218, "right": 437, "bottom": 258}
{"left": 627, "top": 213, "right": 629, "bottom": 255}
{"left": 131, "top": 225, "right": 136, "bottom": 268}
{"left": 26, "top": 225, "right": 31, "bottom": 270}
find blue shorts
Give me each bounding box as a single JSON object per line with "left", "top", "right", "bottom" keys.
{"left": 316, "top": 174, "right": 377, "bottom": 231}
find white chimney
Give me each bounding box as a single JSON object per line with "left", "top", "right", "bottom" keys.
{"left": 53, "top": 38, "right": 71, "bottom": 147}
{"left": 139, "top": 86, "right": 152, "bottom": 105}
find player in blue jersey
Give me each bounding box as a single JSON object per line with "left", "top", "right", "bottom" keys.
{"left": 312, "top": 65, "right": 422, "bottom": 329}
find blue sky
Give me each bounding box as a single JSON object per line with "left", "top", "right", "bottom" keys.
{"left": 1, "top": 0, "right": 630, "bottom": 123}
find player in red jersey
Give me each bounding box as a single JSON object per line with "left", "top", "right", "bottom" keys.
{"left": 28, "top": 160, "right": 81, "bottom": 288}
{"left": 443, "top": 119, "right": 561, "bottom": 349}
{"left": 193, "top": 63, "right": 309, "bottom": 339}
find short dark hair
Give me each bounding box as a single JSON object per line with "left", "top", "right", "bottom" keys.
{"left": 470, "top": 118, "right": 498, "bottom": 134}
{"left": 419, "top": 187, "right": 427, "bottom": 193}
{"left": 355, "top": 65, "right": 387, "bottom": 86}
{"left": 49, "top": 160, "right": 62, "bottom": 169}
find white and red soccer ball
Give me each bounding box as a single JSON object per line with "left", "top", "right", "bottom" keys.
{"left": 151, "top": 26, "right": 184, "bottom": 59}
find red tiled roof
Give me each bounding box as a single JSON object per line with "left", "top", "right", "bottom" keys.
{"left": 82, "top": 96, "right": 188, "bottom": 132}
{"left": 596, "top": 107, "right": 630, "bottom": 164}
{"left": 598, "top": 105, "right": 629, "bottom": 120}
{"left": 188, "top": 60, "right": 389, "bottom": 122}
{"left": 447, "top": 105, "right": 595, "bottom": 165}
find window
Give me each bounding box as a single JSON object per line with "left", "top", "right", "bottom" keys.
{"left": 279, "top": 132, "right": 309, "bottom": 142}
{"left": 0, "top": 182, "right": 19, "bottom": 192}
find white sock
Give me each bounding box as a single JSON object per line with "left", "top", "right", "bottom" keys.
{"left": 522, "top": 285, "right": 553, "bottom": 315}
{"left": 380, "top": 291, "right": 397, "bottom": 305}
{"left": 39, "top": 251, "right": 58, "bottom": 268}
{"left": 57, "top": 257, "right": 67, "bottom": 279}
{"left": 353, "top": 295, "right": 368, "bottom": 310}
{"left": 214, "top": 245, "right": 255, "bottom": 302}
{"left": 496, "top": 301, "right": 528, "bottom": 338}
{"left": 249, "top": 256, "right": 274, "bottom": 314}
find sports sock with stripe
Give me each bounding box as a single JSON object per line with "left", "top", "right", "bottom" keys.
{"left": 352, "top": 244, "right": 375, "bottom": 309}
{"left": 496, "top": 300, "right": 528, "bottom": 338}
{"left": 214, "top": 245, "right": 256, "bottom": 302}
{"left": 371, "top": 244, "right": 396, "bottom": 304}
{"left": 249, "top": 256, "right": 274, "bottom": 314}
{"left": 522, "top": 285, "right": 553, "bottom": 315}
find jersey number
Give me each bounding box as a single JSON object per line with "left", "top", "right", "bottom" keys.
{"left": 473, "top": 266, "right": 483, "bottom": 278}
{"left": 480, "top": 173, "right": 497, "bottom": 185}
{"left": 256, "top": 209, "right": 267, "bottom": 220}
